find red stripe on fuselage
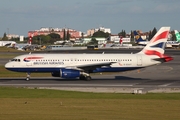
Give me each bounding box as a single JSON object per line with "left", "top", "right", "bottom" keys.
{"left": 25, "top": 57, "right": 43, "bottom": 59}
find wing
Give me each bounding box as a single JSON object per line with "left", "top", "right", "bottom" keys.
{"left": 66, "top": 62, "right": 115, "bottom": 73}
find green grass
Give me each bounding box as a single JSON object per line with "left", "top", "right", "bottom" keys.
{"left": 0, "top": 54, "right": 24, "bottom": 59}
{"left": 0, "top": 87, "right": 180, "bottom": 99}
{"left": 0, "top": 87, "right": 180, "bottom": 120}
{"left": 1, "top": 47, "right": 180, "bottom": 120}
{"left": 0, "top": 46, "right": 25, "bottom": 52}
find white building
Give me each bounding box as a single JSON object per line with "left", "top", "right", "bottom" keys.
{"left": 110, "top": 35, "right": 131, "bottom": 43}
{"left": 87, "top": 27, "right": 111, "bottom": 36}
{"left": 83, "top": 38, "right": 107, "bottom": 44}
{"left": 20, "top": 36, "right": 24, "bottom": 41}
{"left": 7, "top": 34, "right": 19, "bottom": 39}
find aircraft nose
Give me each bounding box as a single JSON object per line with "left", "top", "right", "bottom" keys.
{"left": 5, "top": 62, "right": 11, "bottom": 68}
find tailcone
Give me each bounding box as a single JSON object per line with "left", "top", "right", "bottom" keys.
{"left": 163, "top": 55, "right": 173, "bottom": 62}
{"left": 152, "top": 54, "right": 173, "bottom": 63}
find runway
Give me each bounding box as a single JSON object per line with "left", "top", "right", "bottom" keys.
{"left": 0, "top": 49, "right": 180, "bottom": 93}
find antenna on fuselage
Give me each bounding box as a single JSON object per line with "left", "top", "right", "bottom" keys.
{"left": 29, "top": 52, "right": 31, "bottom": 54}
{"left": 102, "top": 52, "right": 105, "bottom": 54}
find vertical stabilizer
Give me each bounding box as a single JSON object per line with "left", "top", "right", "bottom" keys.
{"left": 138, "top": 27, "right": 170, "bottom": 56}
{"left": 174, "top": 30, "right": 180, "bottom": 42}
{"left": 134, "top": 30, "right": 145, "bottom": 43}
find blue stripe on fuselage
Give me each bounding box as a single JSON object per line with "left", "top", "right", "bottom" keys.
{"left": 6, "top": 67, "right": 143, "bottom": 73}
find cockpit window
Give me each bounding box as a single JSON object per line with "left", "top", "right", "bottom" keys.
{"left": 11, "top": 59, "right": 21, "bottom": 62}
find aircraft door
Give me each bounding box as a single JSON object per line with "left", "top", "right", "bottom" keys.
{"left": 137, "top": 55, "right": 142, "bottom": 66}
{"left": 25, "top": 57, "right": 32, "bottom": 66}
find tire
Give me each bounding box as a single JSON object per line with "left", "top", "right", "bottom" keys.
{"left": 26, "top": 77, "right": 30, "bottom": 81}
{"left": 79, "top": 75, "right": 86, "bottom": 80}
{"left": 85, "top": 76, "right": 91, "bottom": 81}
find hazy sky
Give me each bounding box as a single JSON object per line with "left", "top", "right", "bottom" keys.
{"left": 0, "top": 0, "right": 179, "bottom": 37}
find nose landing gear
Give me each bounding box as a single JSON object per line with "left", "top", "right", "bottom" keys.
{"left": 26, "top": 72, "right": 31, "bottom": 81}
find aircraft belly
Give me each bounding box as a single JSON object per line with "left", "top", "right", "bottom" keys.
{"left": 6, "top": 67, "right": 62, "bottom": 72}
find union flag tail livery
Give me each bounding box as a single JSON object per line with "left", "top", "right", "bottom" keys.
{"left": 138, "top": 27, "right": 172, "bottom": 62}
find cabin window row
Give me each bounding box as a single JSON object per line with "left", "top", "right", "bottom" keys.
{"left": 35, "top": 59, "right": 132, "bottom": 62}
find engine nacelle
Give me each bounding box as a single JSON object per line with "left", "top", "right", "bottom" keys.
{"left": 51, "top": 69, "right": 81, "bottom": 78}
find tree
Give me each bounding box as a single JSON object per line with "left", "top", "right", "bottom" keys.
{"left": 48, "top": 33, "right": 61, "bottom": 44}
{"left": 92, "top": 31, "right": 110, "bottom": 38}
{"left": 48, "top": 33, "right": 61, "bottom": 40}
{"left": 149, "top": 27, "right": 157, "bottom": 40}
{"left": 88, "top": 38, "right": 98, "bottom": 45}
{"left": 148, "top": 30, "right": 152, "bottom": 40}
{"left": 63, "top": 29, "right": 66, "bottom": 40}
{"left": 66, "top": 30, "right": 71, "bottom": 40}
{"left": 32, "top": 35, "right": 51, "bottom": 45}
{"left": 118, "top": 30, "right": 126, "bottom": 37}
{"left": 171, "top": 31, "right": 176, "bottom": 41}
{"left": 2, "top": 32, "right": 8, "bottom": 40}
{"left": 81, "top": 32, "right": 84, "bottom": 39}
{"left": 130, "top": 30, "right": 134, "bottom": 42}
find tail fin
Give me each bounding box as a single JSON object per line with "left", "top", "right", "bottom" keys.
{"left": 138, "top": 27, "right": 170, "bottom": 56}
{"left": 174, "top": 30, "right": 180, "bottom": 42}
{"left": 138, "top": 27, "right": 173, "bottom": 62}
{"left": 134, "top": 30, "right": 145, "bottom": 43}
{"left": 119, "top": 36, "right": 123, "bottom": 45}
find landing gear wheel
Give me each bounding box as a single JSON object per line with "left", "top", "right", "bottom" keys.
{"left": 79, "top": 75, "right": 86, "bottom": 80}
{"left": 26, "top": 72, "right": 31, "bottom": 81}
{"left": 85, "top": 76, "right": 91, "bottom": 81}
{"left": 26, "top": 77, "right": 30, "bottom": 81}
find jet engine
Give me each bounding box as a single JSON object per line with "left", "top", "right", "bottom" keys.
{"left": 51, "top": 69, "right": 80, "bottom": 78}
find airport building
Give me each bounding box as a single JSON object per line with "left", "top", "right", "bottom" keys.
{"left": 7, "top": 34, "right": 19, "bottom": 39}
{"left": 28, "top": 27, "right": 82, "bottom": 40}
{"left": 87, "top": 27, "right": 111, "bottom": 36}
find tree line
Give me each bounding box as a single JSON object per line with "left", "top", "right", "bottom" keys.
{"left": 1, "top": 27, "right": 178, "bottom": 45}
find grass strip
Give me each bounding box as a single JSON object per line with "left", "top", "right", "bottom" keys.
{"left": 0, "top": 87, "right": 180, "bottom": 120}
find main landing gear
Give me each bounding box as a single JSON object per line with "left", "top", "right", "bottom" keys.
{"left": 79, "top": 72, "right": 92, "bottom": 81}
{"left": 25, "top": 72, "right": 92, "bottom": 81}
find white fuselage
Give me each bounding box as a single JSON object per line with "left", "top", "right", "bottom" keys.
{"left": 5, "top": 53, "right": 160, "bottom": 73}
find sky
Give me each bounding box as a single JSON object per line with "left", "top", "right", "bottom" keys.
{"left": 0, "top": 0, "right": 180, "bottom": 37}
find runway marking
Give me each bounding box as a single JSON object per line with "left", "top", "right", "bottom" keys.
{"left": 164, "top": 66, "right": 173, "bottom": 72}
{"left": 159, "top": 81, "right": 178, "bottom": 87}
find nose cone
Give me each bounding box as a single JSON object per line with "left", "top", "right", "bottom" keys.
{"left": 5, "top": 62, "right": 11, "bottom": 69}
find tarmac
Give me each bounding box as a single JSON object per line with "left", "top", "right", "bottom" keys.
{"left": 0, "top": 48, "right": 180, "bottom": 93}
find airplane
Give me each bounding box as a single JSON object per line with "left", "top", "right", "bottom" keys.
{"left": 5, "top": 27, "right": 173, "bottom": 81}
{"left": 166, "top": 30, "right": 180, "bottom": 47}
{"left": 0, "top": 41, "right": 16, "bottom": 47}
{"left": 134, "top": 30, "right": 149, "bottom": 46}
{"left": 174, "top": 30, "right": 180, "bottom": 42}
